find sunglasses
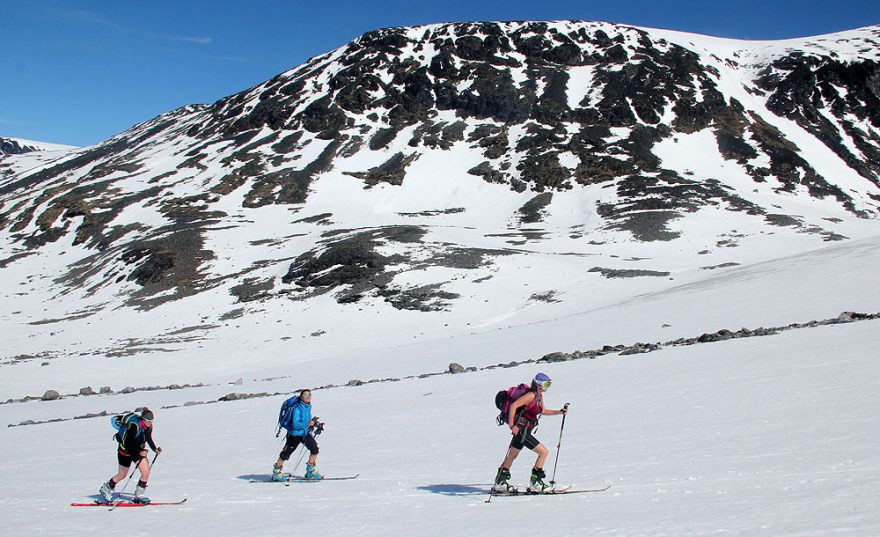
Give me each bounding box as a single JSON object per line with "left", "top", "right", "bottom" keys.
{"left": 538, "top": 380, "right": 551, "bottom": 390}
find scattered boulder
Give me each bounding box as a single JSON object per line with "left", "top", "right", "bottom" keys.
{"left": 41, "top": 390, "right": 61, "bottom": 401}
{"left": 75, "top": 411, "right": 108, "bottom": 419}
{"left": 448, "top": 363, "right": 466, "bottom": 374}
{"left": 79, "top": 386, "right": 95, "bottom": 396}
{"left": 837, "top": 311, "right": 870, "bottom": 322}
{"left": 751, "top": 328, "right": 777, "bottom": 336}
{"left": 619, "top": 343, "right": 660, "bottom": 356}
{"left": 589, "top": 267, "right": 671, "bottom": 278}
{"left": 697, "top": 329, "right": 734, "bottom": 343}
{"left": 540, "top": 352, "right": 571, "bottom": 363}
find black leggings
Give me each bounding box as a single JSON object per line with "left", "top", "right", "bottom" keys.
{"left": 509, "top": 427, "right": 541, "bottom": 451}
{"left": 279, "top": 434, "right": 319, "bottom": 460}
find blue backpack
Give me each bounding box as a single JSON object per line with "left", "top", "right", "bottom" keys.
{"left": 110, "top": 411, "right": 141, "bottom": 440}
{"left": 277, "top": 395, "right": 301, "bottom": 435}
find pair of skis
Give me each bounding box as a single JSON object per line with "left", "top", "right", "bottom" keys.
{"left": 486, "top": 484, "right": 611, "bottom": 502}
{"left": 72, "top": 473, "right": 360, "bottom": 506}
{"left": 71, "top": 498, "right": 188, "bottom": 508}
{"left": 251, "top": 473, "right": 360, "bottom": 485}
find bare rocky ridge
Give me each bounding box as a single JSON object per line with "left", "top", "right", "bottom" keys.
{"left": 0, "top": 138, "right": 41, "bottom": 155}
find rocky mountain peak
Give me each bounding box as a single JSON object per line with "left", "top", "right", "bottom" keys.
{"left": 1, "top": 21, "right": 879, "bottom": 326}
{"left": 0, "top": 138, "right": 40, "bottom": 155}
{"left": 0, "top": 137, "right": 76, "bottom": 155}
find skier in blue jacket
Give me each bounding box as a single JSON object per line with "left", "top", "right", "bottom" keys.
{"left": 273, "top": 390, "right": 324, "bottom": 480}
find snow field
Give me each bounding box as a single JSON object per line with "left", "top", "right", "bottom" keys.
{"left": 3, "top": 231, "right": 880, "bottom": 404}
{"left": 2, "top": 224, "right": 880, "bottom": 537}
{"left": 1, "top": 317, "right": 878, "bottom": 536}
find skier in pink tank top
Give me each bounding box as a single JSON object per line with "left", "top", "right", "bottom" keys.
{"left": 493, "top": 373, "right": 568, "bottom": 492}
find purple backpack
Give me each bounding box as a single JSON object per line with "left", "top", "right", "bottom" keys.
{"left": 494, "top": 383, "right": 532, "bottom": 426}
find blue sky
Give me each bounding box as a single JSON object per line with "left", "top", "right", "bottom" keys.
{"left": 2, "top": 0, "right": 878, "bottom": 146}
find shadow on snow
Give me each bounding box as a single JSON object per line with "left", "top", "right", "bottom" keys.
{"left": 416, "top": 483, "right": 491, "bottom": 496}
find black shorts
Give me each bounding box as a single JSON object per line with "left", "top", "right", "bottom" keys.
{"left": 117, "top": 449, "right": 144, "bottom": 468}
{"left": 509, "top": 427, "right": 541, "bottom": 451}
{"left": 279, "top": 434, "right": 319, "bottom": 460}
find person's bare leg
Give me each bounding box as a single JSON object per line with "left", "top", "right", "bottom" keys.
{"left": 112, "top": 465, "right": 128, "bottom": 483}
{"left": 534, "top": 444, "right": 549, "bottom": 469}
{"left": 137, "top": 456, "right": 150, "bottom": 482}
{"left": 502, "top": 447, "right": 521, "bottom": 468}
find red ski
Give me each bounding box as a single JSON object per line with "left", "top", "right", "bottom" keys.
{"left": 71, "top": 499, "right": 188, "bottom": 507}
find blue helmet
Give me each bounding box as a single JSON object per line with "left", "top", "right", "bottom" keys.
{"left": 532, "top": 373, "right": 552, "bottom": 390}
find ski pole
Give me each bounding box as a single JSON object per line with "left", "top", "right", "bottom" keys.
{"left": 114, "top": 460, "right": 141, "bottom": 501}
{"left": 549, "top": 403, "right": 570, "bottom": 487}
{"left": 290, "top": 422, "right": 323, "bottom": 477}
{"left": 289, "top": 444, "right": 307, "bottom": 476}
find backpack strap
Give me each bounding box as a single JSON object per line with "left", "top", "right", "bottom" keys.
{"left": 116, "top": 415, "right": 145, "bottom": 453}
{"left": 513, "top": 388, "right": 540, "bottom": 428}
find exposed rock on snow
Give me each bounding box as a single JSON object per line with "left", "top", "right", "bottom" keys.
{"left": 8, "top": 310, "right": 880, "bottom": 427}
{"left": 41, "top": 390, "right": 61, "bottom": 401}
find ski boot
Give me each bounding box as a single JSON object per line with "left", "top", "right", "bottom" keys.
{"left": 99, "top": 480, "right": 115, "bottom": 503}
{"left": 304, "top": 463, "right": 323, "bottom": 480}
{"left": 492, "top": 467, "right": 514, "bottom": 493}
{"left": 529, "top": 467, "right": 550, "bottom": 492}
{"left": 133, "top": 482, "right": 151, "bottom": 504}
{"left": 272, "top": 463, "right": 286, "bottom": 482}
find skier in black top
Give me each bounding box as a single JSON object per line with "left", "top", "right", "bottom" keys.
{"left": 99, "top": 408, "right": 162, "bottom": 503}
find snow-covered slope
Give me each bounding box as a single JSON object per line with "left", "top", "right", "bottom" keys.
{"left": 0, "top": 234, "right": 878, "bottom": 536}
